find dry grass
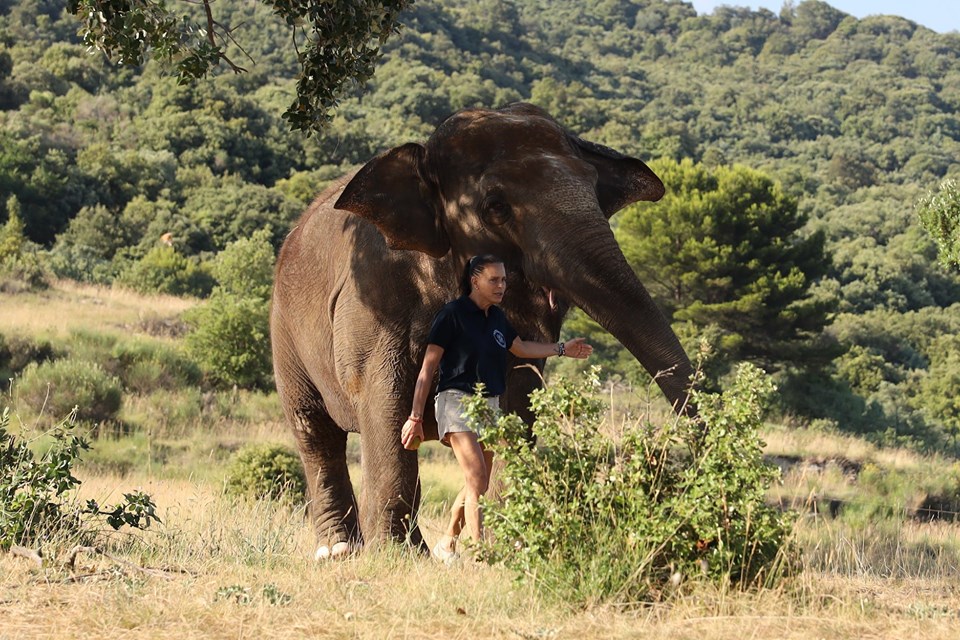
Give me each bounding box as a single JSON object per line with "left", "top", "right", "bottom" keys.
{"left": 0, "top": 279, "right": 194, "bottom": 340}
{"left": 762, "top": 425, "right": 927, "bottom": 470}
{"left": 5, "top": 282, "right": 960, "bottom": 637}
{"left": 3, "top": 465, "right": 960, "bottom": 639}
{"left": 3, "top": 474, "right": 959, "bottom": 640}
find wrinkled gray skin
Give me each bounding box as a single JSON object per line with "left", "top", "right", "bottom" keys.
{"left": 270, "top": 103, "right": 694, "bottom": 558}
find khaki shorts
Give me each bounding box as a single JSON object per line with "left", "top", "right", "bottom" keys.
{"left": 435, "top": 389, "right": 500, "bottom": 446}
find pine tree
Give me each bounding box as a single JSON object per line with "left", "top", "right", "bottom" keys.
{"left": 615, "top": 159, "right": 834, "bottom": 370}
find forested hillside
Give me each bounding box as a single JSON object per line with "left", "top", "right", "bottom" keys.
{"left": 2, "top": 0, "right": 960, "bottom": 450}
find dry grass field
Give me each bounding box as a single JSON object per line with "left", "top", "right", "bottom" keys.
{"left": 3, "top": 281, "right": 960, "bottom": 639}
{"left": 3, "top": 463, "right": 960, "bottom": 639}
{"left": 0, "top": 280, "right": 195, "bottom": 340}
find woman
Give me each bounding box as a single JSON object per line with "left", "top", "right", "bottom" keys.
{"left": 401, "top": 254, "right": 592, "bottom": 561}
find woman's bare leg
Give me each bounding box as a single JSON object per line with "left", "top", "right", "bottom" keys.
{"left": 440, "top": 446, "right": 494, "bottom": 550}
{"left": 434, "top": 487, "right": 465, "bottom": 554}
{"left": 447, "top": 432, "right": 490, "bottom": 543}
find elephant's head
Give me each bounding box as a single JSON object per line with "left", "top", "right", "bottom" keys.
{"left": 335, "top": 103, "right": 693, "bottom": 413}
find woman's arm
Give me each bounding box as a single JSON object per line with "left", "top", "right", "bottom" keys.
{"left": 509, "top": 337, "right": 593, "bottom": 360}
{"left": 401, "top": 344, "right": 444, "bottom": 450}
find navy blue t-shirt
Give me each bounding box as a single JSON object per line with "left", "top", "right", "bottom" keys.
{"left": 427, "top": 296, "right": 519, "bottom": 396}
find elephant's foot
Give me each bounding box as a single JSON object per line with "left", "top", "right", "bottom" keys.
{"left": 314, "top": 541, "right": 352, "bottom": 561}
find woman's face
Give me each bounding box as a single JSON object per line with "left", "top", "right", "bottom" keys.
{"left": 471, "top": 262, "right": 507, "bottom": 307}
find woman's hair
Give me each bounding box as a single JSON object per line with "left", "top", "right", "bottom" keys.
{"left": 460, "top": 254, "right": 504, "bottom": 296}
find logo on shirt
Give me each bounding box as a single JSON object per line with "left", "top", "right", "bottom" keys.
{"left": 493, "top": 329, "right": 507, "bottom": 348}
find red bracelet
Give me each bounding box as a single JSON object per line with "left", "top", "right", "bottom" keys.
{"left": 408, "top": 415, "right": 422, "bottom": 423}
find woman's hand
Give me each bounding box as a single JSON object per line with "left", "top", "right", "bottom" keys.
{"left": 564, "top": 337, "right": 593, "bottom": 359}
{"left": 401, "top": 417, "right": 424, "bottom": 450}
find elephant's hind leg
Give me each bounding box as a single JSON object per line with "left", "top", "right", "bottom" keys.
{"left": 279, "top": 379, "right": 360, "bottom": 559}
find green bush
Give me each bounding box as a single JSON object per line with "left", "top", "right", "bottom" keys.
{"left": 0, "top": 407, "right": 159, "bottom": 550}
{"left": 50, "top": 330, "right": 200, "bottom": 395}
{"left": 1, "top": 197, "right": 48, "bottom": 291}
{"left": 917, "top": 179, "right": 960, "bottom": 270}
{"left": 0, "top": 196, "right": 26, "bottom": 262}
{"left": 224, "top": 443, "right": 306, "bottom": 502}
{"left": 60, "top": 328, "right": 118, "bottom": 360}
{"left": 0, "top": 333, "right": 58, "bottom": 389}
{"left": 472, "top": 365, "right": 795, "bottom": 605}
{"left": 184, "top": 291, "right": 272, "bottom": 389}
{"left": 181, "top": 231, "right": 275, "bottom": 389}
{"left": 46, "top": 242, "right": 118, "bottom": 285}
{"left": 16, "top": 359, "right": 123, "bottom": 424}
{"left": 212, "top": 228, "right": 275, "bottom": 300}
{"left": 116, "top": 245, "right": 214, "bottom": 297}
{"left": 0, "top": 244, "right": 49, "bottom": 292}
{"left": 109, "top": 339, "right": 202, "bottom": 394}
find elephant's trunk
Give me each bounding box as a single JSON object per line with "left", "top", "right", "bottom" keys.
{"left": 530, "top": 221, "right": 695, "bottom": 414}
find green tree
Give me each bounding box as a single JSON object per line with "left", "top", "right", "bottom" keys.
{"left": 184, "top": 233, "right": 275, "bottom": 389}
{"left": 68, "top": 0, "right": 411, "bottom": 132}
{"left": 184, "top": 292, "right": 272, "bottom": 389}
{"left": 212, "top": 228, "right": 275, "bottom": 300}
{"left": 117, "top": 245, "right": 214, "bottom": 297}
{"left": 182, "top": 180, "right": 301, "bottom": 251}
{"left": 53, "top": 204, "right": 133, "bottom": 262}
{"left": 917, "top": 179, "right": 960, "bottom": 270}
{"left": 915, "top": 335, "right": 960, "bottom": 451}
{"left": 616, "top": 159, "right": 834, "bottom": 370}
{"left": 0, "top": 195, "right": 26, "bottom": 262}
{"left": 0, "top": 194, "right": 48, "bottom": 291}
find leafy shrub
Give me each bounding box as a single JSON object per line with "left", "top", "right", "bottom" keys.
{"left": 0, "top": 333, "right": 58, "bottom": 389}
{"left": 109, "top": 339, "right": 202, "bottom": 394}
{"left": 0, "top": 196, "right": 26, "bottom": 262}
{"left": 182, "top": 232, "right": 275, "bottom": 389}
{"left": 46, "top": 242, "right": 118, "bottom": 285}
{"left": 0, "top": 243, "right": 49, "bottom": 292}
{"left": 50, "top": 330, "right": 200, "bottom": 395}
{"left": 116, "top": 245, "right": 214, "bottom": 297}
{"left": 60, "top": 328, "right": 118, "bottom": 360}
{"left": 16, "top": 359, "right": 123, "bottom": 424}
{"left": 471, "top": 365, "right": 795, "bottom": 605}
{"left": 915, "top": 335, "right": 960, "bottom": 451}
{"left": 224, "top": 443, "right": 306, "bottom": 502}
{"left": 184, "top": 291, "right": 272, "bottom": 389}
{"left": 1, "top": 196, "right": 48, "bottom": 291}
{"left": 212, "top": 228, "right": 275, "bottom": 300}
{"left": 917, "top": 178, "right": 960, "bottom": 270}
{"left": 0, "top": 407, "right": 159, "bottom": 550}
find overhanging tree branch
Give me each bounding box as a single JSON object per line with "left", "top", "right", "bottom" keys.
{"left": 68, "top": 0, "right": 411, "bottom": 134}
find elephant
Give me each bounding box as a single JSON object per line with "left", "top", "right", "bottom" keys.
{"left": 270, "top": 103, "right": 694, "bottom": 559}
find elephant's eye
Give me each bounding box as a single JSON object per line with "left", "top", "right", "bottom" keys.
{"left": 482, "top": 199, "right": 512, "bottom": 226}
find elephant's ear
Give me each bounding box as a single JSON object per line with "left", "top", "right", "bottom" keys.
{"left": 570, "top": 136, "right": 666, "bottom": 217}
{"left": 334, "top": 143, "right": 450, "bottom": 257}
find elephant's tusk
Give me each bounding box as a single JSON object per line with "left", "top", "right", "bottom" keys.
{"left": 542, "top": 286, "right": 558, "bottom": 311}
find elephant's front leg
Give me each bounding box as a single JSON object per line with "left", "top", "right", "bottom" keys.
{"left": 357, "top": 402, "right": 427, "bottom": 552}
